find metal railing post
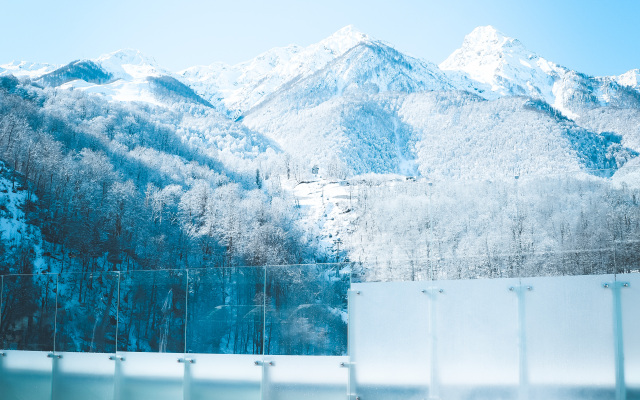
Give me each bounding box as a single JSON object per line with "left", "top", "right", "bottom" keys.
{"left": 510, "top": 282, "right": 530, "bottom": 400}
{"left": 347, "top": 289, "right": 358, "bottom": 400}
{"left": 606, "top": 279, "right": 629, "bottom": 400}
{"left": 424, "top": 287, "right": 441, "bottom": 400}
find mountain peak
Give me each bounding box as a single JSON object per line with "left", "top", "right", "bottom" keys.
{"left": 328, "top": 25, "right": 369, "bottom": 40}
{"left": 97, "top": 49, "right": 157, "bottom": 67}
{"left": 320, "top": 25, "right": 371, "bottom": 53}
{"left": 460, "top": 25, "right": 525, "bottom": 53}
{"left": 616, "top": 69, "right": 640, "bottom": 89}
{"left": 95, "top": 49, "right": 163, "bottom": 80}
{"left": 440, "top": 25, "right": 535, "bottom": 80}
{"left": 440, "top": 25, "right": 568, "bottom": 109}
{"left": 466, "top": 25, "right": 503, "bottom": 38}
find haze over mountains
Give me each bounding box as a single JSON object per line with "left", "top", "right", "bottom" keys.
{"left": 1, "top": 25, "right": 639, "bottom": 280}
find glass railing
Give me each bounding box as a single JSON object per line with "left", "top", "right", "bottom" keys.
{"left": 349, "top": 167, "right": 640, "bottom": 283}
{"left": 0, "top": 264, "right": 350, "bottom": 355}
{"left": 1, "top": 270, "right": 637, "bottom": 400}
{"left": 349, "top": 272, "right": 639, "bottom": 400}
{"left": 0, "top": 264, "right": 350, "bottom": 400}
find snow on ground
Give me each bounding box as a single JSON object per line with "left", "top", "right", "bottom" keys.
{"left": 284, "top": 178, "right": 358, "bottom": 259}
{"left": 284, "top": 174, "right": 415, "bottom": 264}
{"left": 59, "top": 78, "right": 164, "bottom": 106}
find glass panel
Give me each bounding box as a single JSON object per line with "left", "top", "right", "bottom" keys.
{"left": 619, "top": 273, "right": 640, "bottom": 395}
{"left": 350, "top": 281, "right": 430, "bottom": 399}
{"left": 116, "top": 352, "right": 184, "bottom": 400}
{"left": 610, "top": 166, "right": 640, "bottom": 275}
{"left": 52, "top": 352, "right": 115, "bottom": 400}
{"left": 0, "top": 274, "right": 57, "bottom": 351}
{"left": 117, "top": 270, "right": 186, "bottom": 353}
{"left": 429, "top": 179, "right": 517, "bottom": 280}
{"left": 264, "top": 355, "right": 349, "bottom": 400}
{"left": 55, "top": 273, "right": 119, "bottom": 353}
{"left": 264, "top": 264, "right": 348, "bottom": 356}
{"left": 0, "top": 350, "right": 52, "bottom": 400}
{"left": 523, "top": 274, "right": 616, "bottom": 399}
{"left": 434, "top": 277, "right": 520, "bottom": 399}
{"left": 614, "top": 241, "right": 640, "bottom": 275}
{"left": 519, "top": 249, "right": 616, "bottom": 279}
{"left": 430, "top": 255, "right": 513, "bottom": 281}
{"left": 515, "top": 172, "right": 625, "bottom": 278}
{"left": 187, "top": 267, "right": 264, "bottom": 354}
{"left": 189, "top": 354, "right": 262, "bottom": 400}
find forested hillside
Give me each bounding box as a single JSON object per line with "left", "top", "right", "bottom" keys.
{"left": 1, "top": 25, "right": 640, "bottom": 282}
{"left": 0, "top": 75, "right": 315, "bottom": 275}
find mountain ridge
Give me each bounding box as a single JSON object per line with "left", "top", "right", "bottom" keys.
{"left": 3, "top": 25, "right": 638, "bottom": 120}
{"left": 2, "top": 25, "right": 639, "bottom": 178}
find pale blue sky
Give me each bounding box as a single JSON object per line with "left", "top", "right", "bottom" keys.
{"left": 1, "top": 0, "right": 638, "bottom": 76}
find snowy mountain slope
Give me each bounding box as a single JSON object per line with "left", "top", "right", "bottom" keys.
{"left": 96, "top": 49, "right": 167, "bottom": 80}
{"left": 574, "top": 106, "right": 640, "bottom": 153}
{"left": 612, "top": 157, "right": 640, "bottom": 188}
{"left": 440, "top": 26, "right": 570, "bottom": 110}
{"left": 399, "top": 92, "right": 636, "bottom": 179}
{"left": 39, "top": 60, "right": 114, "bottom": 87}
{"left": 247, "top": 40, "right": 453, "bottom": 113}
{"left": 242, "top": 29, "right": 636, "bottom": 179}
{"left": 285, "top": 178, "right": 358, "bottom": 258}
{"left": 440, "top": 26, "right": 640, "bottom": 118}
{"left": 615, "top": 69, "right": 640, "bottom": 89}
{"left": 245, "top": 87, "right": 636, "bottom": 179}
{"left": 0, "top": 61, "right": 58, "bottom": 78}
{"left": 240, "top": 40, "right": 457, "bottom": 175}
{"left": 179, "top": 25, "right": 371, "bottom": 116}
{"left": 39, "top": 49, "right": 167, "bottom": 84}
{"left": 15, "top": 51, "right": 283, "bottom": 181}
{"left": 178, "top": 45, "right": 304, "bottom": 116}
{"left": 245, "top": 93, "right": 420, "bottom": 175}
{"left": 55, "top": 74, "right": 214, "bottom": 108}
{"left": 35, "top": 49, "right": 214, "bottom": 108}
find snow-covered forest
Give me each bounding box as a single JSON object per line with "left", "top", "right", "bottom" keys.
{"left": 0, "top": 75, "right": 317, "bottom": 275}
{"left": 1, "top": 25, "right": 640, "bottom": 352}
{"left": 346, "top": 173, "right": 640, "bottom": 282}
{"left": 2, "top": 24, "right": 640, "bottom": 279}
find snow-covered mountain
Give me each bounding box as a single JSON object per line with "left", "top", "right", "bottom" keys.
{"left": 441, "top": 26, "right": 565, "bottom": 103}
{"left": 178, "top": 25, "right": 371, "bottom": 117}
{"left": 251, "top": 40, "right": 453, "bottom": 111}
{"left": 441, "top": 26, "right": 640, "bottom": 120}
{"left": 96, "top": 49, "right": 166, "bottom": 80}
{"left": 2, "top": 25, "right": 640, "bottom": 281}
{"left": 615, "top": 69, "right": 640, "bottom": 89}
{"left": 33, "top": 49, "right": 211, "bottom": 108}
{"left": 0, "top": 61, "right": 58, "bottom": 78}
{"left": 2, "top": 24, "right": 639, "bottom": 174}
{"left": 240, "top": 39, "right": 455, "bottom": 175}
